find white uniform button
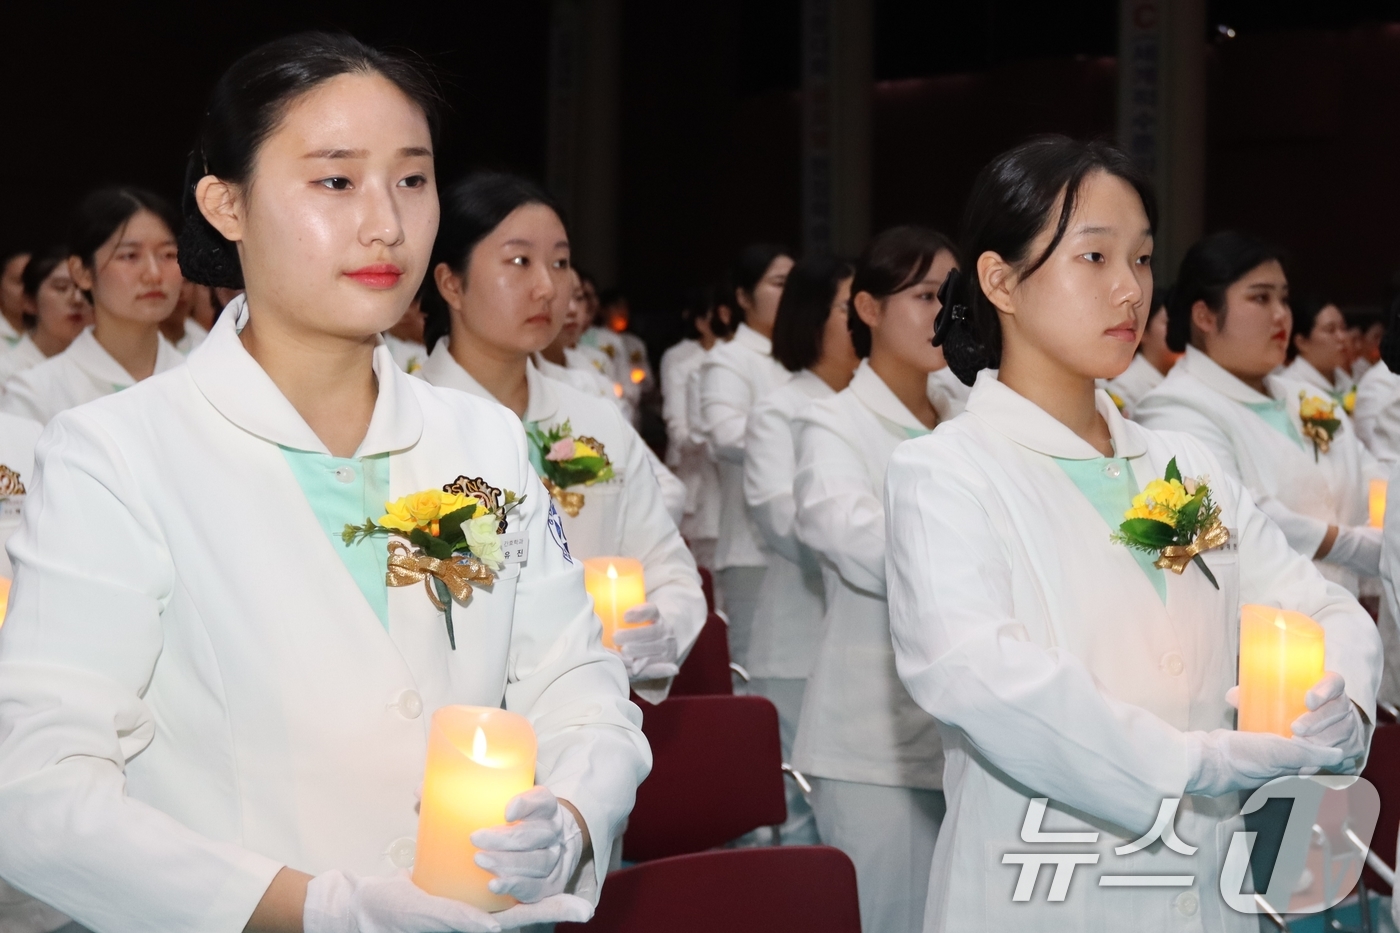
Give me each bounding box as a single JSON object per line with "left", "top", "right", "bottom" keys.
{"left": 335, "top": 466, "right": 356, "bottom": 484}
{"left": 1162, "top": 653, "right": 1185, "bottom": 676}
{"left": 1175, "top": 891, "right": 1198, "bottom": 915}
{"left": 392, "top": 690, "right": 423, "bottom": 719}
{"left": 1103, "top": 462, "right": 1121, "bottom": 479}
{"left": 388, "top": 837, "right": 416, "bottom": 868}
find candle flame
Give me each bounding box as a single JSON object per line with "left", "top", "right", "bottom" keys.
{"left": 471, "top": 726, "right": 488, "bottom": 763}
{"left": 607, "top": 563, "right": 618, "bottom": 579}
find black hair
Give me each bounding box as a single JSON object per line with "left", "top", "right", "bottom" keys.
{"left": 731, "top": 242, "right": 793, "bottom": 324}
{"left": 706, "top": 279, "right": 739, "bottom": 340}
{"left": 936, "top": 135, "right": 1157, "bottom": 385}
{"left": 848, "top": 225, "right": 958, "bottom": 359}
{"left": 19, "top": 245, "right": 73, "bottom": 330}
{"left": 69, "top": 187, "right": 180, "bottom": 304}
{"left": 179, "top": 32, "right": 443, "bottom": 289}
{"left": 1149, "top": 285, "right": 1169, "bottom": 321}
{"left": 771, "top": 255, "right": 854, "bottom": 371}
{"left": 599, "top": 287, "right": 627, "bottom": 309}
{"left": 423, "top": 171, "right": 563, "bottom": 352}
{"left": 1286, "top": 294, "right": 1336, "bottom": 362}
{"left": 1166, "top": 231, "right": 1287, "bottom": 353}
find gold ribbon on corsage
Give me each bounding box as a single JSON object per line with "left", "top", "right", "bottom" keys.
{"left": 1153, "top": 519, "right": 1231, "bottom": 575}
{"left": 541, "top": 476, "right": 586, "bottom": 517}
{"left": 1300, "top": 422, "right": 1332, "bottom": 456}
{"left": 386, "top": 540, "right": 496, "bottom": 649}
{"left": 0, "top": 464, "right": 25, "bottom": 497}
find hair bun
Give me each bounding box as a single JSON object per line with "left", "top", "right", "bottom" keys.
{"left": 177, "top": 151, "right": 244, "bottom": 289}
{"left": 932, "top": 267, "right": 991, "bottom": 386}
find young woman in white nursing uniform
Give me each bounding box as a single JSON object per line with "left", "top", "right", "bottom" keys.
{"left": 885, "top": 136, "right": 1379, "bottom": 932}
{"left": 1134, "top": 233, "right": 1386, "bottom": 596}
{"left": 741, "top": 254, "right": 858, "bottom": 845}
{"left": 418, "top": 172, "right": 703, "bottom": 703}
{"left": 0, "top": 245, "right": 93, "bottom": 387}
{"left": 0, "top": 188, "right": 186, "bottom": 423}
{"left": 697, "top": 243, "right": 794, "bottom": 667}
{"left": 0, "top": 34, "right": 649, "bottom": 933}
{"left": 790, "top": 226, "right": 958, "bottom": 933}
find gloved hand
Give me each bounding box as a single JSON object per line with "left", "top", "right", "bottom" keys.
{"left": 303, "top": 870, "right": 501, "bottom": 933}
{"left": 1324, "top": 524, "right": 1382, "bottom": 577}
{"left": 1289, "top": 671, "right": 1367, "bottom": 771}
{"left": 471, "top": 786, "right": 585, "bottom": 905}
{"left": 611, "top": 603, "right": 680, "bottom": 681}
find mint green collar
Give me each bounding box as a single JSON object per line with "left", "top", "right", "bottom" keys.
{"left": 1243, "top": 399, "right": 1304, "bottom": 449}
{"left": 1054, "top": 456, "right": 1166, "bottom": 603}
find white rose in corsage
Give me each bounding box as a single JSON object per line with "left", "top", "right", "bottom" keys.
{"left": 342, "top": 476, "right": 523, "bottom": 649}
{"left": 1111, "top": 457, "right": 1230, "bottom": 589}
{"left": 1298, "top": 391, "right": 1341, "bottom": 462}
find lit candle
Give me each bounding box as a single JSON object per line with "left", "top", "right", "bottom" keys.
{"left": 1237, "top": 605, "right": 1326, "bottom": 737}
{"left": 1370, "top": 479, "right": 1387, "bottom": 529}
{"left": 0, "top": 577, "right": 9, "bottom": 627}
{"left": 413, "top": 706, "right": 537, "bottom": 911}
{"left": 583, "top": 557, "right": 648, "bottom": 648}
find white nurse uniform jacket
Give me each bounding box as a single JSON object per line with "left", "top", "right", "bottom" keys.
{"left": 420, "top": 343, "right": 705, "bottom": 704}
{"left": 791, "top": 360, "right": 948, "bottom": 787}
{"left": 0, "top": 327, "right": 185, "bottom": 424}
{"left": 0, "top": 300, "right": 651, "bottom": 933}
{"left": 0, "top": 411, "right": 40, "bottom": 577}
{"left": 1135, "top": 346, "right": 1386, "bottom": 594}
{"left": 1284, "top": 356, "right": 1343, "bottom": 398}
{"left": 698, "top": 323, "right": 793, "bottom": 572}
{"left": 1353, "top": 360, "right": 1400, "bottom": 465}
{"left": 742, "top": 369, "right": 831, "bottom": 681}
{"left": 1106, "top": 353, "right": 1167, "bottom": 414}
{"left": 886, "top": 373, "right": 1380, "bottom": 933}
{"left": 0, "top": 333, "right": 45, "bottom": 387}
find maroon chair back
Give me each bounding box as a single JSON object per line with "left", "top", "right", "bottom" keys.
{"left": 559, "top": 846, "right": 861, "bottom": 933}
{"left": 623, "top": 695, "right": 786, "bottom": 861}
{"left": 667, "top": 612, "right": 733, "bottom": 698}
{"left": 698, "top": 566, "right": 715, "bottom": 614}
{"left": 1361, "top": 723, "right": 1400, "bottom": 889}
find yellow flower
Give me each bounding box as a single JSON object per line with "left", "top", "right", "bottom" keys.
{"left": 1107, "top": 390, "right": 1126, "bottom": 413}
{"left": 1125, "top": 478, "right": 1190, "bottom": 526}
{"left": 573, "top": 440, "right": 600, "bottom": 459}
{"left": 1344, "top": 389, "right": 1357, "bottom": 415}
{"left": 1299, "top": 393, "right": 1335, "bottom": 422}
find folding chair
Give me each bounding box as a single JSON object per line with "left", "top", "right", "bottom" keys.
{"left": 698, "top": 565, "right": 715, "bottom": 615}
{"left": 666, "top": 613, "right": 735, "bottom": 698}
{"left": 559, "top": 846, "right": 861, "bottom": 933}
{"left": 622, "top": 695, "right": 787, "bottom": 861}
{"left": 1347, "top": 723, "right": 1400, "bottom": 932}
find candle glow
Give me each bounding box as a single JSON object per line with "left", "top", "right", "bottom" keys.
{"left": 583, "top": 557, "right": 647, "bottom": 648}
{"left": 413, "top": 706, "right": 537, "bottom": 911}
{"left": 0, "top": 577, "right": 9, "bottom": 628}
{"left": 1370, "top": 479, "right": 1387, "bottom": 528}
{"left": 1237, "top": 605, "right": 1326, "bottom": 737}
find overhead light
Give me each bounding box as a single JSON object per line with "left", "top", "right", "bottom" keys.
{"left": 1216, "top": 24, "right": 1237, "bottom": 39}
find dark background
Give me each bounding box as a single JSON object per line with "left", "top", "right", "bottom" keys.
{"left": 6, "top": 1, "right": 1400, "bottom": 346}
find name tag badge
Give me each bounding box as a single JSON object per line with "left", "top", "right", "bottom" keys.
{"left": 499, "top": 532, "right": 529, "bottom": 565}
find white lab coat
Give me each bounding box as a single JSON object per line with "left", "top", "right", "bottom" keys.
{"left": 0, "top": 315, "right": 18, "bottom": 345}
{"left": 420, "top": 343, "right": 705, "bottom": 703}
{"left": 0, "top": 334, "right": 44, "bottom": 387}
{"left": 1135, "top": 345, "right": 1385, "bottom": 594}
{"left": 0, "top": 327, "right": 185, "bottom": 424}
{"left": 383, "top": 333, "right": 425, "bottom": 374}
{"left": 0, "top": 298, "right": 650, "bottom": 933}
{"left": 0, "top": 411, "right": 40, "bottom": 579}
{"left": 1284, "top": 355, "right": 1342, "bottom": 396}
{"left": 1353, "top": 360, "right": 1400, "bottom": 465}
{"left": 742, "top": 369, "right": 831, "bottom": 680}
{"left": 536, "top": 353, "right": 612, "bottom": 403}
{"left": 926, "top": 366, "right": 971, "bottom": 419}
{"left": 792, "top": 361, "right": 947, "bottom": 787}
{"left": 698, "top": 324, "right": 792, "bottom": 570}
{"left": 681, "top": 353, "right": 722, "bottom": 552}
{"left": 580, "top": 327, "right": 641, "bottom": 418}
{"left": 886, "top": 372, "right": 1381, "bottom": 933}
{"left": 173, "top": 318, "right": 209, "bottom": 355}
{"left": 1106, "top": 353, "right": 1166, "bottom": 415}
{"left": 660, "top": 339, "right": 704, "bottom": 472}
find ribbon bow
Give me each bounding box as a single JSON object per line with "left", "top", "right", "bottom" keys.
{"left": 542, "top": 477, "right": 586, "bottom": 517}
{"left": 386, "top": 540, "right": 496, "bottom": 649}
{"left": 1300, "top": 422, "right": 1332, "bottom": 456}
{"left": 1153, "top": 519, "right": 1231, "bottom": 588}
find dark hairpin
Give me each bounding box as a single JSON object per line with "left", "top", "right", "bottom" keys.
{"left": 932, "top": 266, "right": 966, "bottom": 348}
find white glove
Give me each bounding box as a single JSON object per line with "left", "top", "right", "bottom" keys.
{"left": 471, "top": 786, "right": 585, "bottom": 905}
{"left": 1185, "top": 681, "right": 1348, "bottom": 798}
{"left": 1289, "top": 671, "right": 1367, "bottom": 771}
{"left": 1325, "top": 524, "right": 1382, "bottom": 577}
{"left": 304, "top": 870, "right": 502, "bottom": 933}
{"left": 611, "top": 603, "right": 680, "bottom": 681}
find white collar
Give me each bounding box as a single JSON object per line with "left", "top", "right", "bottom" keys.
{"left": 965, "top": 370, "right": 1146, "bottom": 460}
{"left": 733, "top": 323, "right": 772, "bottom": 355}
{"left": 1286, "top": 356, "right": 1336, "bottom": 393}
{"left": 421, "top": 339, "right": 561, "bottom": 424}
{"left": 849, "top": 359, "right": 931, "bottom": 432}
{"left": 1180, "top": 345, "right": 1274, "bottom": 404}
{"left": 65, "top": 326, "right": 183, "bottom": 388}
{"left": 187, "top": 294, "right": 422, "bottom": 456}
